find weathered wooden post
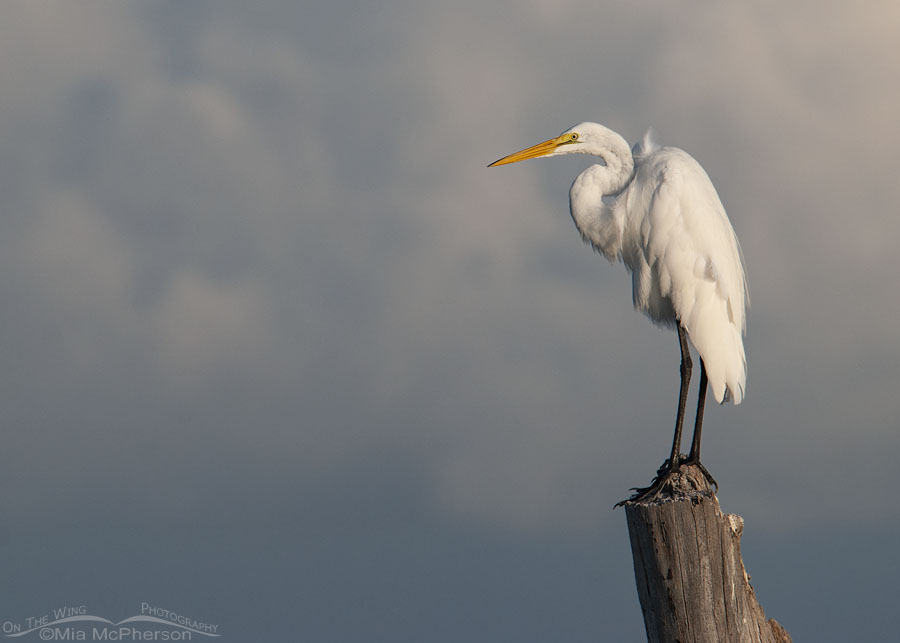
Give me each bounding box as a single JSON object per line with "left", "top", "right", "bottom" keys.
{"left": 622, "top": 464, "right": 792, "bottom": 643}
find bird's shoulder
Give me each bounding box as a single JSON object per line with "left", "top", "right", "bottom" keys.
{"left": 634, "top": 147, "right": 724, "bottom": 226}
{"left": 637, "top": 146, "right": 709, "bottom": 188}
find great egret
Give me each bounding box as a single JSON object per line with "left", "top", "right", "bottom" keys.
{"left": 489, "top": 123, "right": 747, "bottom": 502}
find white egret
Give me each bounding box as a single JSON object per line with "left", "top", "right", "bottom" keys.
{"left": 489, "top": 123, "right": 747, "bottom": 502}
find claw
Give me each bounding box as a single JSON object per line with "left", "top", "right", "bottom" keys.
{"left": 615, "top": 456, "right": 716, "bottom": 507}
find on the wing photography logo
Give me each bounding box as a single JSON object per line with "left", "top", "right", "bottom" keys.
{"left": 2, "top": 604, "right": 220, "bottom": 641}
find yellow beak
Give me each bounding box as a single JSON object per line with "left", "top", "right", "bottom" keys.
{"left": 488, "top": 134, "right": 570, "bottom": 167}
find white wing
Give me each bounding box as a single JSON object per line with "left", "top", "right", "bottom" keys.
{"left": 635, "top": 148, "right": 748, "bottom": 403}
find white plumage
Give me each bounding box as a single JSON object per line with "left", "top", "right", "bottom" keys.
{"left": 566, "top": 123, "right": 747, "bottom": 404}
{"left": 489, "top": 121, "right": 749, "bottom": 498}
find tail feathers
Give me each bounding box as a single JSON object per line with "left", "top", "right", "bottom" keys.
{"left": 682, "top": 292, "right": 747, "bottom": 405}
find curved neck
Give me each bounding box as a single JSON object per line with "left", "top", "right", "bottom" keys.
{"left": 569, "top": 144, "right": 635, "bottom": 213}
{"left": 567, "top": 138, "right": 635, "bottom": 259}
{"left": 591, "top": 139, "right": 635, "bottom": 196}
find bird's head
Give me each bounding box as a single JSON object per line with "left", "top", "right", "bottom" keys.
{"left": 488, "top": 122, "right": 626, "bottom": 167}
{"left": 488, "top": 125, "right": 584, "bottom": 167}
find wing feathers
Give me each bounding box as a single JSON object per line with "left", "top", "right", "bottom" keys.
{"left": 635, "top": 150, "right": 748, "bottom": 403}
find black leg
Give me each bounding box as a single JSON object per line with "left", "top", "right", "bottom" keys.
{"left": 615, "top": 324, "right": 711, "bottom": 507}
{"left": 687, "top": 359, "right": 708, "bottom": 462}
{"left": 686, "top": 359, "right": 717, "bottom": 489}
{"left": 667, "top": 323, "right": 692, "bottom": 469}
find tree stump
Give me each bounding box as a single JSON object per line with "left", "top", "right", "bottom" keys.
{"left": 622, "top": 464, "right": 791, "bottom": 643}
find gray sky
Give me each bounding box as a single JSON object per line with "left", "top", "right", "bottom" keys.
{"left": 1, "top": 1, "right": 898, "bottom": 641}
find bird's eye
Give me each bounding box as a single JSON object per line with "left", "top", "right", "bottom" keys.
{"left": 570, "top": 133, "right": 579, "bottom": 141}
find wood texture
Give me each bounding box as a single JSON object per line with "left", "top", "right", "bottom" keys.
{"left": 623, "top": 465, "right": 791, "bottom": 643}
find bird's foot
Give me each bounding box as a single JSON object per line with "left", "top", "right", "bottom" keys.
{"left": 614, "top": 456, "right": 717, "bottom": 507}
{"left": 614, "top": 458, "right": 682, "bottom": 507}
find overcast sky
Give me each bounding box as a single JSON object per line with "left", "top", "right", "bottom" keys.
{"left": 1, "top": 2, "right": 898, "bottom": 641}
